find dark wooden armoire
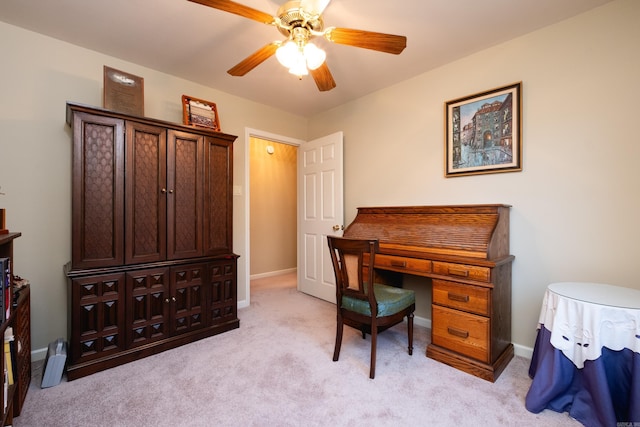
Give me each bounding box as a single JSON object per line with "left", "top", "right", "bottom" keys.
{"left": 65, "top": 103, "right": 239, "bottom": 380}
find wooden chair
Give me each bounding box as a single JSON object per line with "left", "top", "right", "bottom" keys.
{"left": 327, "top": 236, "right": 415, "bottom": 379}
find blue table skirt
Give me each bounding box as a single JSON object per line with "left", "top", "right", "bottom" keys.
{"left": 526, "top": 326, "right": 640, "bottom": 427}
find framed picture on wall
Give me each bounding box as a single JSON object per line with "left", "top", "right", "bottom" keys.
{"left": 444, "top": 82, "right": 522, "bottom": 177}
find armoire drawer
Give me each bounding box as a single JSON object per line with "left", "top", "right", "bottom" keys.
{"left": 432, "top": 261, "right": 490, "bottom": 282}
{"left": 432, "top": 279, "right": 490, "bottom": 316}
{"left": 431, "top": 305, "right": 490, "bottom": 363}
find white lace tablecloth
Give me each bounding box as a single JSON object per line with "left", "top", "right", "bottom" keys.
{"left": 538, "top": 282, "right": 640, "bottom": 369}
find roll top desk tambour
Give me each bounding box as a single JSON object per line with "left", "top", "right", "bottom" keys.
{"left": 343, "top": 204, "right": 514, "bottom": 381}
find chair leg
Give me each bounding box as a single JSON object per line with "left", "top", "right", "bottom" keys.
{"left": 407, "top": 312, "right": 414, "bottom": 356}
{"left": 333, "top": 319, "right": 344, "bottom": 362}
{"left": 369, "top": 327, "right": 377, "bottom": 379}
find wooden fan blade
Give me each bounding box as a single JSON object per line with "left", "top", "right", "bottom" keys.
{"left": 325, "top": 28, "right": 407, "bottom": 54}
{"left": 187, "top": 0, "right": 275, "bottom": 25}
{"left": 310, "top": 63, "right": 336, "bottom": 92}
{"left": 227, "top": 42, "right": 279, "bottom": 76}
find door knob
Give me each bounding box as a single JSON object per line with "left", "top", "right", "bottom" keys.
{"left": 332, "top": 225, "right": 344, "bottom": 231}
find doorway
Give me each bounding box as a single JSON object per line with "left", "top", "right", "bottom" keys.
{"left": 249, "top": 137, "right": 297, "bottom": 277}
{"left": 244, "top": 128, "right": 304, "bottom": 305}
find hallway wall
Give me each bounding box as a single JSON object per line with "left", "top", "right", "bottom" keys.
{"left": 249, "top": 137, "right": 297, "bottom": 276}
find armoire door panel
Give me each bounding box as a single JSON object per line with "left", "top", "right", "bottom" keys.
{"left": 204, "top": 137, "right": 233, "bottom": 255}
{"left": 208, "top": 259, "right": 237, "bottom": 325}
{"left": 69, "top": 273, "right": 126, "bottom": 364}
{"left": 71, "top": 112, "right": 125, "bottom": 269}
{"left": 126, "top": 267, "right": 170, "bottom": 347}
{"left": 167, "top": 130, "right": 204, "bottom": 260}
{"left": 125, "top": 121, "right": 167, "bottom": 264}
{"left": 171, "top": 263, "right": 206, "bottom": 334}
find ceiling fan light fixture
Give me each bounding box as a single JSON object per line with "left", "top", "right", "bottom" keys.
{"left": 288, "top": 55, "right": 309, "bottom": 77}
{"left": 276, "top": 39, "right": 325, "bottom": 76}
{"left": 304, "top": 42, "right": 326, "bottom": 70}
{"left": 276, "top": 40, "right": 299, "bottom": 69}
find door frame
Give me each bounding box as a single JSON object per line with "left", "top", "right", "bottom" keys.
{"left": 241, "top": 128, "right": 304, "bottom": 308}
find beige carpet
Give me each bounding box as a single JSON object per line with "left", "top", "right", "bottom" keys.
{"left": 15, "top": 272, "right": 580, "bottom": 426}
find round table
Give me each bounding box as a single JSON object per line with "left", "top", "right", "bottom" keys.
{"left": 526, "top": 282, "right": 640, "bottom": 427}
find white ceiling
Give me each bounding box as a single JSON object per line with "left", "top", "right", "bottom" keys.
{"left": 0, "top": 0, "right": 612, "bottom": 117}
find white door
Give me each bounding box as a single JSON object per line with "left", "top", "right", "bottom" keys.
{"left": 297, "top": 132, "right": 344, "bottom": 303}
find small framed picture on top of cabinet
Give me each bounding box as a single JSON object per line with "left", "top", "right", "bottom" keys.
{"left": 182, "top": 95, "right": 220, "bottom": 131}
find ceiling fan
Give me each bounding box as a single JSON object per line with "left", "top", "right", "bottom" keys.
{"left": 188, "top": 0, "right": 407, "bottom": 91}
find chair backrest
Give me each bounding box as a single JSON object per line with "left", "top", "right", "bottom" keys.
{"left": 327, "top": 236, "right": 379, "bottom": 317}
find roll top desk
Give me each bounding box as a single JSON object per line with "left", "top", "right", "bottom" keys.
{"left": 343, "top": 204, "right": 514, "bottom": 382}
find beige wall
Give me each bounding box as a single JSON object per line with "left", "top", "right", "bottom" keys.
{"left": 1, "top": 0, "right": 637, "bottom": 359}
{"left": 249, "top": 137, "right": 297, "bottom": 276}
{"left": 308, "top": 0, "right": 640, "bottom": 355}
{"left": 0, "top": 22, "right": 308, "bottom": 357}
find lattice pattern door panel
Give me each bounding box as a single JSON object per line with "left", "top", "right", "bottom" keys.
{"left": 167, "top": 130, "right": 204, "bottom": 260}
{"left": 125, "top": 121, "right": 167, "bottom": 264}
{"left": 72, "top": 113, "right": 125, "bottom": 269}
{"left": 204, "top": 137, "right": 233, "bottom": 255}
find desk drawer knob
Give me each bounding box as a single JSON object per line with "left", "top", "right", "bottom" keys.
{"left": 447, "top": 327, "right": 469, "bottom": 339}
{"left": 447, "top": 292, "right": 469, "bottom": 303}
{"left": 390, "top": 260, "right": 407, "bottom": 268}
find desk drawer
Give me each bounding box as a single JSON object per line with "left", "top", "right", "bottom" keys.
{"left": 375, "top": 254, "right": 431, "bottom": 275}
{"left": 432, "top": 261, "right": 490, "bottom": 282}
{"left": 433, "top": 279, "right": 490, "bottom": 316}
{"left": 432, "top": 305, "right": 490, "bottom": 363}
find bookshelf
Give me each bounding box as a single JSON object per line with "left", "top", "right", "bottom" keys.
{"left": 0, "top": 232, "right": 31, "bottom": 425}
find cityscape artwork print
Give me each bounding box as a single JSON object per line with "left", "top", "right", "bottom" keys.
{"left": 445, "top": 82, "right": 522, "bottom": 177}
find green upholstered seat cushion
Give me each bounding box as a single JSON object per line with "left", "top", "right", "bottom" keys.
{"left": 341, "top": 283, "right": 415, "bottom": 318}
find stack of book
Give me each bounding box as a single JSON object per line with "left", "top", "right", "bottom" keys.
{"left": 3, "top": 327, "right": 16, "bottom": 411}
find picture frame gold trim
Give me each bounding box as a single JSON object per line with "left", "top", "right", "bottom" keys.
{"left": 182, "top": 95, "right": 220, "bottom": 131}
{"left": 103, "top": 66, "right": 144, "bottom": 116}
{"left": 445, "top": 82, "right": 522, "bottom": 177}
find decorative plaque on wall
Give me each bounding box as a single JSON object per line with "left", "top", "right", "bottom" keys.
{"left": 103, "top": 66, "right": 144, "bottom": 116}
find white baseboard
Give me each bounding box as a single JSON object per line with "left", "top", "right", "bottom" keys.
{"left": 240, "top": 268, "right": 297, "bottom": 308}
{"left": 250, "top": 268, "right": 296, "bottom": 280}
{"left": 414, "top": 314, "right": 431, "bottom": 329}
{"left": 513, "top": 342, "right": 534, "bottom": 359}
{"left": 32, "top": 347, "right": 48, "bottom": 362}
